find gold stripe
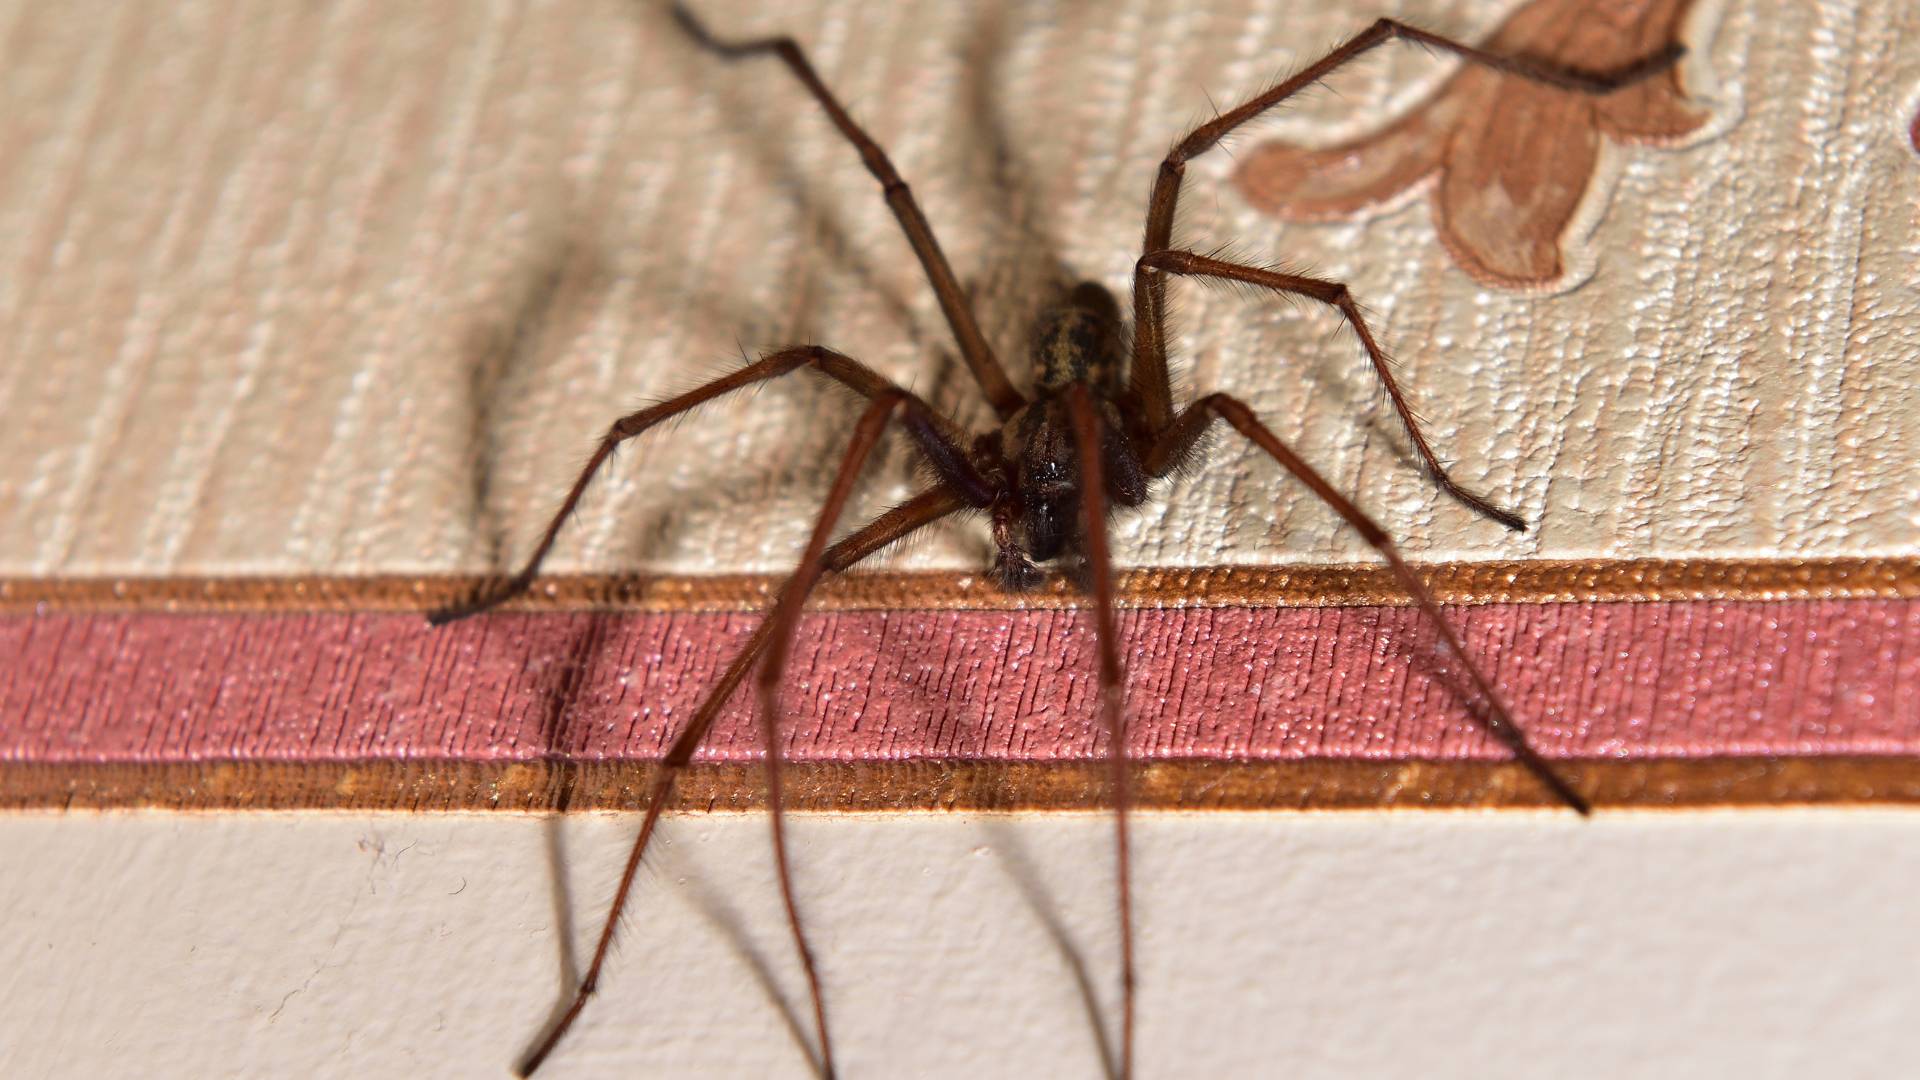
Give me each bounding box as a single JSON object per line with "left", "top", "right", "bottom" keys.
{"left": 5, "top": 757, "right": 1918, "bottom": 812}
{"left": 2, "top": 556, "right": 1916, "bottom": 614}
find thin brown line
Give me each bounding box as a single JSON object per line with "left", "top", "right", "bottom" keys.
{"left": 4, "top": 757, "right": 1918, "bottom": 813}
{"left": 3, "top": 556, "right": 1916, "bottom": 614}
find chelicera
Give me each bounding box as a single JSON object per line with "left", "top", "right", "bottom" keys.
{"left": 433, "top": 6, "right": 1684, "bottom": 1076}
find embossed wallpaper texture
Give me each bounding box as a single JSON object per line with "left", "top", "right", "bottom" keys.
{"left": 5, "top": 6, "right": 1919, "bottom": 1075}
{"left": 2, "top": 0, "right": 1916, "bottom": 579}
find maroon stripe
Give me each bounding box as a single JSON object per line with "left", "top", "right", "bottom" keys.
{"left": 3, "top": 598, "right": 1916, "bottom": 765}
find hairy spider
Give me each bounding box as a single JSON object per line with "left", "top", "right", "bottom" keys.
{"left": 433, "top": 6, "right": 1684, "bottom": 1076}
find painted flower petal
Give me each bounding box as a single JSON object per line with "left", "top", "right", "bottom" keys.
{"left": 1436, "top": 82, "right": 1601, "bottom": 286}
{"left": 1232, "top": 0, "right": 1702, "bottom": 289}
{"left": 1233, "top": 95, "right": 1450, "bottom": 221}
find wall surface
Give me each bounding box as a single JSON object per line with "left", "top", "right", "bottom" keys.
{"left": 2, "top": 0, "right": 1914, "bottom": 576}
{"left": 9, "top": 810, "right": 1920, "bottom": 1079}
{"left": 3, "top": 1, "right": 1917, "bottom": 1078}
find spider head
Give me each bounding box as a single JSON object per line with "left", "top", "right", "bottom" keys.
{"left": 985, "top": 281, "right": 1147, "bottom": 590}
{"left": 995, "top": 393, "right": 1148, "bottom": 587}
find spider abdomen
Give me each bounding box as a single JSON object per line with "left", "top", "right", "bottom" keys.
{"left": 1030, "top": 281, "right": 1127, "bottom": 394}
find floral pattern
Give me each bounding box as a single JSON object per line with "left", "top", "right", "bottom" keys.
{"left": 1234, "top": 0, "right": 1705, "bottom": 289}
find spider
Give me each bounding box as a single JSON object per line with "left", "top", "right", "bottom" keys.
{"left": 433, "top": 5, "right": 1685, "bottom": 1076}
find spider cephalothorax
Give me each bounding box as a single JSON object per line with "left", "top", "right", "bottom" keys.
{"left": 435, "top": 7, "right": 1686, "bottom": 1076}
{"left": 987, "top": 282, "right": 1148, "bottom": 590}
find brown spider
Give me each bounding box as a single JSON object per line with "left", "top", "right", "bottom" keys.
{"left": 433, "top": 6, "right": 1684, "bottom": 1076}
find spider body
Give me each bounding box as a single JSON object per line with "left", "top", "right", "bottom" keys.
{"left": 992, "top": 282, "right": 1146, "bottom": 589}
{"left": 435, "top": 7, "right": 1688, "bottom": 1076}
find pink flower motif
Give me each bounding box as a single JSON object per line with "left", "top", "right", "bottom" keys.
{"left": 1235, "top": 0, "right": 1706, "bottom": 289}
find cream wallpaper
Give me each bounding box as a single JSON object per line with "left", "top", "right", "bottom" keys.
{"left": 2, "top": 0, "right": 1914, "bottom": 578}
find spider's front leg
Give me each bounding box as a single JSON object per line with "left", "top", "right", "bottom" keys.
{"left": 1127, "top": 14, "right": 1684, "bottom": 500}
{"left": 751, "top": 389, "right": 934, "bottom": 1080}
{"left": 1145, "top": 393, "right": 1589, "bottom": 813}
{"left": 512, "top": 485, "right": 967, "bottom": 1078}
{"left": 430, "top": 345, "right": 991, "bottom": 624}
{"left": 440, "top": 341, "right": 989, "bottom": 1076}
{"left": 672, "top": 2, "right": 1027, "bottom": 420}
{"left": 1063, "top": 383, "right": 1137, "bottom": 1080}
{"left": 1139, "top": 249, "right": 1526, "bottom": 530}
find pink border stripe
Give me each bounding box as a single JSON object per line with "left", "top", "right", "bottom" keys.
{"left": 3, "top": 599, "right": 1916, "bottom": 764}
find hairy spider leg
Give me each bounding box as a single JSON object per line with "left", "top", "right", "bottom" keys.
{"left": 514, "top": 486, "right": 967, "bottom": 1078}
{"left": 1140, "top": 250, "right": 1528, "bottom": 530}
{"left": 487, "top": 10, "right": 1688, "bottom": 1077}
{"left": 1063, "top": 383, "right": 1138, "bottom": 1080}
{"left": 441, "top": 342, "right": 982, "bottom": 1072}
{"left": 673, "top": 2, "right": 1028, "bottom": 419}
{"left": 431, "top": 346, "right": 988, "bottom": 623}
{"left": 1130, "top": 17, "right": 1685, "bottom": 518}
{"left": 753, "top": 390, "right": 932, "bottom": 1080}
{"left": 1144, "top": 394, "right": 1591, "bottom": 815}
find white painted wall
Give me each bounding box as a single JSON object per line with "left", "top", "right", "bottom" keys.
{"left": 5, "top": 810, "right": 1916, "bottom": 1078}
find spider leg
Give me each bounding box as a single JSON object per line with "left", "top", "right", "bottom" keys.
{"left": 672, "top": 3, "right": 1028, "bottom": 419}
{"left": 752, "top": 390, "right": 930, "bottom": 1080}
{"left": 1130, "top": 18, "right": 1685, "bottom": 433}
{"left": 1141, "top": 249, "right": 1525, "bottom": 531}
{"left": 1063, "top": 383, "right": 1137, "bottom": 1080}
{"left": 516, "top": 486, "right": 968, "bottom": 1078}
{"left": 1145, "top": 393, "right": 1590, "bottom": 815}
{"left": 431, "top": 345, "right": 990, "bottom": 624}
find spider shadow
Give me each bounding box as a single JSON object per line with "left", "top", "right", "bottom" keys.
{"left": 1302, "top": 315, "right": 1489, "bottom": 510}
{"left": 597, "top": 377, "right": 891, "bottom": 572}
{"left": 514, "top": 607, "right": 615, "bottom": 1069}
{"left": 1375, "top": 603, "right": 1540, "bottom": 783}
{"left": 1283, "top": 598, "right": 1536, "bottom": 798}
{"left": 639, "top": 1, "right": 933, "bottom": 356}
{"left": 429, "top": 107, "right": 644, "bottom": 1076}
{"left": 596, "top": 0, "right": 1110, "bottom": 575}
{"left": 978, "top": 815, "right": 1121, "bottom": 1080}
{"left": 663, "top": 832, "right": 831, "bottom": 1079}
{"left": 638, "top": 0, "right": 1116, "bottom": 440}
{"left": 527, "top": 835, "right": 827, "bottom": 1078}
{"left": 451, "top": 203, "right": 888, "bottom": 590}
{"left": 508, "top": 1, "right": 1119, "bottom": 1068}
{"left": 506, "top": 610, "right": 828, "bottom": 1075}
{"left": 513, "top": 606, "right": 820, "bottom": 1076}
{"left": 455, "top": 220, "right": 626, "bottom": 567}
{"left": 630, "top": 0, "right": 971, "bottom": 505}
{"left": 943, "top": 0, "right": 1081, "bottom": 423}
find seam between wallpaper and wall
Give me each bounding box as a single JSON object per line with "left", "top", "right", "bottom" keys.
{"left": 4, "top": 555, "right": 1917, "bottom": 613}
{"left": 4, "top": 756, "right": 1917, "bottom": 814}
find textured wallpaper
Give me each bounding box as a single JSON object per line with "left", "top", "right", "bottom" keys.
{"left": 6, "top": 6, "right": 1919, "bottom": 1078}
{"left": 4, "top": 0, "right": 1915, "bottom": 578}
